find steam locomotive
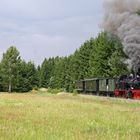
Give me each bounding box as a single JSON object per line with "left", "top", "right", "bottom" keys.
{"left": 75, "top": 75, "right": 140, "bottom": 99}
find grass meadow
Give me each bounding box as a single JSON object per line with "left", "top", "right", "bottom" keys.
{"left": 0, "top": 92, "right": 140, "bottom": 140}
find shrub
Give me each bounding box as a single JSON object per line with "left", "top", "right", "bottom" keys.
{"left": 72, "top": 89, "right": 78, "bottom": 96}
{"left": 33, "top": 86, "right": 39, "bottom": 91}
{"left": 47, "top": 88, "right": 64, "bottom": 94}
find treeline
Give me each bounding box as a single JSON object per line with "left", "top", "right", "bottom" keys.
{"left": 0, "top": 32, "right": 129, "bottom": 92}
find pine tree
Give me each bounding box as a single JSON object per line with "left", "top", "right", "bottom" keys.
{"left": 0, "top": 46, "right": 21, "bottom": 92}
{"left": 89, "top": 32, "right": 129, "bottom": 77}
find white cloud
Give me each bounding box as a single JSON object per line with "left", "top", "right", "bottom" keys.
{"left": 0, "top": 0, "right": 104, "bottom": 65}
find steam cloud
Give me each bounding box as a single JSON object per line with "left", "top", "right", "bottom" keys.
{"left": 102, "top": 0, "right": 140, "bottom": 72}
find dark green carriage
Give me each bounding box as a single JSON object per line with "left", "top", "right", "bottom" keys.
{"left": 75, "top": 80, "right": 85, "bottom": 92}
{"left": 75, "top": 78, "right": 116, "bottom": 96}
{"left": 84, "top": 78, "right": 99, "bottom": 94}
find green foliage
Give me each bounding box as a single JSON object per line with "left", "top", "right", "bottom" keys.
{"left": 0, "top": 32, "right": 129, "bottom": 93}
{"left": 0, "top": 46, "right": 21, "bottom": 92}
{"left": 15, "top": 61, "right": 39, "bottom": 92}
{"left": 37, "top": 32, "right": 129, "bottom": 92}
{"left": 0, "top": 47, "right": 39, "bottom": 92}
{"left": 72, "top": 89, "right": 78, "bottom": 96}
{"left": 39, "top": 57, "right": 56, "bottom": 88}
{"left": 33, "top": 86, "right": 39, "bottom": 91}
{"left": 89, "top": 32, "right": 129, "bottom": 77}
{"left": 47, "top": 87, "right": 64, "bottom": 94}
{"left": 137, "top": 9, "right": 140, "bottom": 16}
{"left": 72, "top": 38, "right": 95, "bottom": 80}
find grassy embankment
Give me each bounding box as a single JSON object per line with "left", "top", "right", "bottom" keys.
{"left": 0, "top": 92, "right": 140, "bottom": 140}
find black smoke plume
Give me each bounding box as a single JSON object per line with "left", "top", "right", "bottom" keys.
{"left": 102, "top": 0, "right": 140, "bottom": 72}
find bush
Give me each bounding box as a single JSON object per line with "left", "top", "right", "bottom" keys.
{"left": 47, "top": 88, "right": 64, "bottom": 94}
{"left": 33, "top": 86, "right": 39, "bottom": 91}
{"left": 72, "top": 89, "right": 78, "bottom": 96}
{"left": 31, "top": 89, "right": 38, "bottom": 94}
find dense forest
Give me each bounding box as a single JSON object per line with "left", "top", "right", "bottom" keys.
{"left": 0, "top": 32, "right": 130, "bottom": 92}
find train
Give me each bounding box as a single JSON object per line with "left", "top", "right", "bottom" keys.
{"left": 75, "top": 75, "right": 140, "bottom": 99}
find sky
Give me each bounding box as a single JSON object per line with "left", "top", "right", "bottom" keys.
{"left": 0, "top": 0, "right": 104, "bottom": 65}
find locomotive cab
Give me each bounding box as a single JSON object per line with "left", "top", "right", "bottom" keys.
{"left": 127, "top": 79, "right": 140, "bottom": 99}
{"left": 114, "top": 76, "right": 140, "bottom": 99}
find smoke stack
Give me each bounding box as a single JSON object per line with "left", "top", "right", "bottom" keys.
{"left": 102, "top": 0, "right": 140, "bottom": 72}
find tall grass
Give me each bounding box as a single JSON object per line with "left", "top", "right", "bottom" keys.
{"left": 0, "top": 93, "right": 140, "bottom": 140}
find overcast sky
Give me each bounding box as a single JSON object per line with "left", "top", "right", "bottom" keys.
{"left": 0, "top": 0, "right": 104, "bottom": 65}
